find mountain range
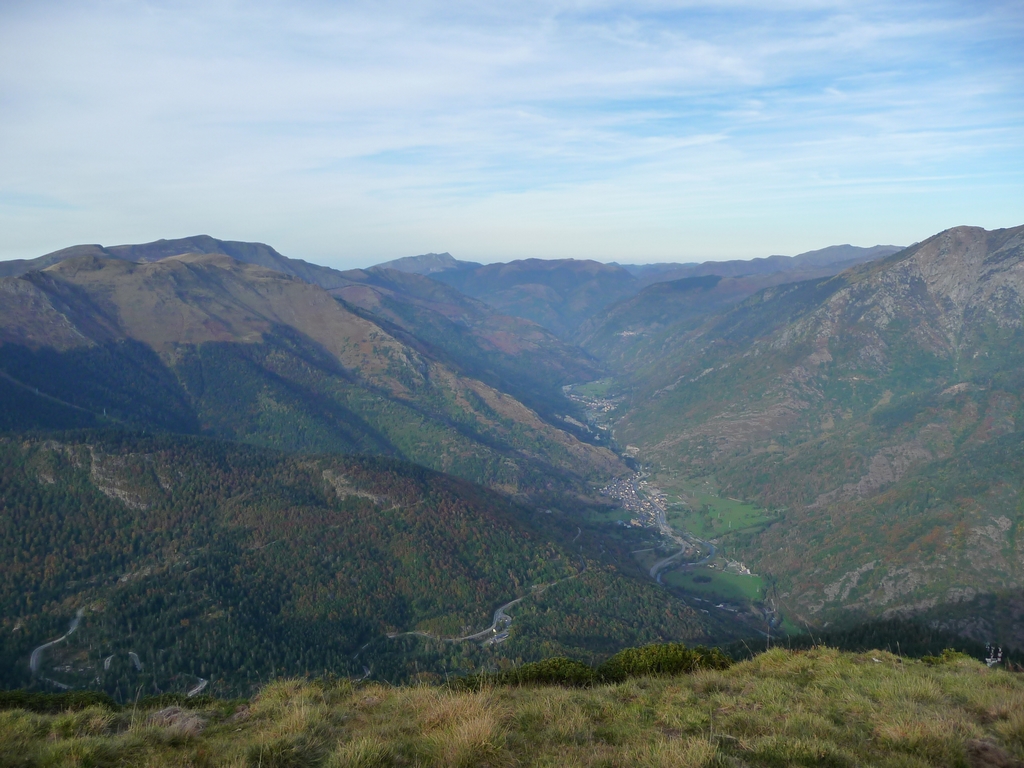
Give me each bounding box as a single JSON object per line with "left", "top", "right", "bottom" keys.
{"left": 2, "top": 224, "right": 1022, "bottom": 696}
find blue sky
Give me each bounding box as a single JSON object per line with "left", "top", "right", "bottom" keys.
{"left": 1, "top": 1, "right": 1021, "bottom": 267}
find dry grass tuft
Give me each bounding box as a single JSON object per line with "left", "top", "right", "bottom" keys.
{"left": 430, "top": 711, "right": 506, "bottom": 767}
{"left": 404, "top": 687, "right": 510, "bottom": 767}
{"left": 629, "top": 736, "right": 718, "bottom": 768}
{"left": 50, "top": 705, "right": 116, "bottom": 739}
{"left": 874, "top": 712, "right": 979, "bottom": 763}
{"left": 327, "top": 734, "right": 394, "bottom": 767}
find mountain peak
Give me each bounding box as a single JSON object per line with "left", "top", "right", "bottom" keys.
{"left": 374, "top": 252, "right": 481, "bottom": 275}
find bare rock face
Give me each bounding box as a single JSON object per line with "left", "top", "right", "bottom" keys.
{"left": 809, "top": 225, "right": 1024, "bottom": 365}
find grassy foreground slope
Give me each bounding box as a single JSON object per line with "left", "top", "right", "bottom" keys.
{"left": 3, "top": 647, "right": 1023, "bottom": 767}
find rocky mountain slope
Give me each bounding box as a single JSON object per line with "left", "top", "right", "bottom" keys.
{"left": 3, "top": 236, "right": 604, "bottom": 433}
{"left": 613, "top": 224, "right": 1024, "bottom": 635}
{"left": 0, "top": 251, "right": 625, "bottom": 493}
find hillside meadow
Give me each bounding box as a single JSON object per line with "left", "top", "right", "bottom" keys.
{"left": 2, "top": 647, "right": 1023, "bottom": 767}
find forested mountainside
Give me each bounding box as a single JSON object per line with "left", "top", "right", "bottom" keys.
{"left": 0, "top": 251, "right": 625, "bottom": 494}
{"left": 0, "top": 432, "right": 713, "bottom": 696}
{"left": 611, "top": 225, "right": 1024, "bottom": 637}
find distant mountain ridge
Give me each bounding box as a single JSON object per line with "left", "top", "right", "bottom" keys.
{"left": 0, "top": 235, "right": 344, "bottom": 286}
{"left": 1, "top": 238, "right": 903, "bottom": 344}
{"left": 578, "top": 245, "right": 902, "bottom": 365}
{"left": 373, "top": 244, "right": 903, "bottom": 338}
{"left": 615, "top": 244, "right": 903, "bottom": 286}
{"left": 427, "top": 259, "right": 638, "bottom": 338}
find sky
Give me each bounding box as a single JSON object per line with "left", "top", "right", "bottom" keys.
{"left": 1, "top": 1, "right": 1022, "bottom": 268}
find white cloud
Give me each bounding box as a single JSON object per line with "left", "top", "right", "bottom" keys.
{"left": 0, "top": 0, "right": 1021, "bottom": 265}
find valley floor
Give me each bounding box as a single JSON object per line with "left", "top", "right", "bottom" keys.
{"left": 3, "top": 647, "right": 1023, "bottom": 767}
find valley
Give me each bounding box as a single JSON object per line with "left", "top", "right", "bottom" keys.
{"left": 2, "top": 224, "right": 1023, "bottom": 701}
{"left": 597, "top": 468, "right": 776, "bottom": 637}
{"left": 565, "top": 379, "right": 771, "bottom": 630}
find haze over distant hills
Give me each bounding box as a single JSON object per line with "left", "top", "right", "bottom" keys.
{"left": 614, "top": 244, "right": 903, "bottom": 285}
{"left": 377, "top": 244, "right": 903, "bottom": 338}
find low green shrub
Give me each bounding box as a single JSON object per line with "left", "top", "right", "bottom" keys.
{"left": 451, "top": 643, "right": 733, "bottom": 690}
{"left": 452, "top": 657, "right": 596, "bottom": 690}
{"left": 502, "top": 657, "right": 596, "bottom": 687}
{"left": 597, "top": 643, "right": 732, "bottom": 682}
{"left": 921, "top": 649, "right": 974, "bottom": 666}
{"left": 0, "top": 689, "right": 117, "bottom": 713}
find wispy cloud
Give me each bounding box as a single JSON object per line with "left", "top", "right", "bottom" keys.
{"left": 0, "top": 0, "right": 1021, "bottom": 264}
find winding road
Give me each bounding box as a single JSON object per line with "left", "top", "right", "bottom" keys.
{"left": 382, "top": 562, "right": 588, "bottom": 653}
{"left": 29, "top": 609, "right": 84, "bottom": 675}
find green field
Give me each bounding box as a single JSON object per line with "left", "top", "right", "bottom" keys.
{"left": 663, "top": 567, "right": 765, "bottom": 603}
{"left": 653, "top": 473, "right": 774, "bottom": 539}
{"left": 569, "top": 378, "right": 618, "bottom": 397}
